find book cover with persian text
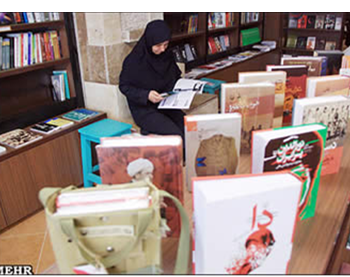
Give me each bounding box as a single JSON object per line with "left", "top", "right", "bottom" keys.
{"left": 221, "top": 83, "right": 275, "bottom": 153}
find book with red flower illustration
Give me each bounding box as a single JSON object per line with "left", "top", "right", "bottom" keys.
{"left": 192, "top": 172, "right": 302, "bottom": 274}
{"left": 221, "top": 82, "right": 275, "bottom": 153}
{"left": 96, "top": 135, "right": 183, "bottom": 237}
{"left": 266, "top": 65, "right": 308, "bottom": 126}
{"left": 184, "top": 113, "right": 241, "bottom": 191}
{"left": 238, "top": 71, "right": 287, "bottom": 128}
{"left": 293, "top": 95, "right": 350, "bottom": 175}
{"left": 251, "top": 123, "right": 327, "bottom": 220}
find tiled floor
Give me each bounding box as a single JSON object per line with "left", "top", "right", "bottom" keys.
{"left": 0, "top": 210, "right": 58, "bottom": 274}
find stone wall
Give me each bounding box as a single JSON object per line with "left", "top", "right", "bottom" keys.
{"left": 73, "top": 12, "right": 163, "bottom": 125}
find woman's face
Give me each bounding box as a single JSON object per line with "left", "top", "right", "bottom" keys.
{"left": 152, "top": 41, "right": 169, "bottom": 55}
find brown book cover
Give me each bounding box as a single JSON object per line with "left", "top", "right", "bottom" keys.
{"left": 221, "top": 83, "right": 275, "bottom": 153}
{"left": 96, "top": 135, "right": 183, "bottom": 237}
{"left": 239, "top": 71, "right": 287, "bottom": 128}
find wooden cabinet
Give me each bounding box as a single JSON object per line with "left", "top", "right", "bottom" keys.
{"left": 0, "top": 13, "right": 84, "bottom": 134}
{"left": 0, "top": 113, "right": 106, "bottom": 230}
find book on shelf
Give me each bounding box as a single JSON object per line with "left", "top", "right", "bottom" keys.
{"left": 286, "top": 34, "right": 298, "bottom": 48}
{"left": 292, "top": 95, "right": 350, "bottom": 175}
{"left": 96, "top": 135, "right": 183, "bottom": 237}
{"left": 266, "top": 65, "right": 308, "bottom": 126}
{"left": 30, "top": 122, "right": 61, "bottom": 135}
{"left": 306, "top": 15, "right": 316, "bottom": 29}
{"left": 0, "top": 30, "right": 62, "bottom": 71}
{"left": 221, "top": 82, "right": 275, "bottom": 153}
{"left": 315, "top": 14, "right": 325, "bottom": 29}
{"left": 281, "top": 56, "right": 324, "bottom": 76}
{"left": 0, "top": 129, "right": 42, "bottom": 149}
{"left": 335, "top": 17, "right": 342, "bottom": 31}
{"left": 241, "top": 12, "right": 259, "bottom": 24}
{"left": 184, "top": 113, "right": 241, "bottom": 191}
{"left": 171, "top": 44, "right": 197, "bottom": 63}
{"left": 9, "top": 12, "right": 61, "bottom": 24}
{"left": 296, "top": 36, "right": 307, "bottom": 49}
{"left": 240, "top": 27, "right": 261, "bottom": 47}
{"left": 315, "top": 38, "right": 326, "bottom": 50}
{"left": 208, "top": 12, "right": 228, "bottom": 29}
{"left": 306, "top": 75, "right": 350, "bottom": 98}
{"left": 314, "top": 50, "right": 344, "bottom": 75}
{"left": 0, "top": 12, "right": 15, "bottom": 25}
{"left": 62, "top": 108, "right": 99, "bottom": 122}
{"left": 324, "top": 14, "right": 336, "bottom": 30}
{"left": 187, "top": 14, "right": 198, "bottom": 34}
{"left": 238, "top": 71, "right": 287, "bottom": 128}
{"left": 53, "top": 70, "right": 70, "bottom": 100}
{"left": 306, "top": 37, "right": 316, "bottom": 50}
{"left": 192, "top": 171, "right": 302, "bottom": 274}
{"left": 44, "top": 117, "right": 74, "bottom": 128}
{"left": 251, "top": 123, "right": 327, "bottom": 220}
{"left": 51, "top": 74, "right": 65, "bottom": 102}
{"left": 288, "top": 14, "right": 298, "bottom": 28}
{"left": 297, "top": 14, "right": 307, "bottom": 28}
{"left": 325, "top": 41, "right": 337, "bottom": 51}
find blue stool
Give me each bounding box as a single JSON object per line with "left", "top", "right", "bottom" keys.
{"left": 78, "top": 118, "right": 132, "bottom": 187}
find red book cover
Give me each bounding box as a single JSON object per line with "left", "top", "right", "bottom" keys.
{"left": 267, "top": 65, "right": 308, "bottom": 126}
{"left": 96, "top": 135, "right": 184, "bottom": 237}
{"left": 297, "top": 14, "right": 307, "bottom": 28}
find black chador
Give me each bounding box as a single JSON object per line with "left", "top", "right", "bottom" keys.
{"left": 119, "top": 20, "right": 185, "bottom": 142}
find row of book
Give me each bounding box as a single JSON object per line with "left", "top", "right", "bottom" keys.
{"left": 0, "top": 109, "right": 99, "bottom": 150}
{"left": 171, "top": 44, "right": 197, "bottom": 63}
{"left": 0, "top": 30, "right": 62, "bottom": 71}
{"left": 288, "top": 13, "right": 342, "bottom": 30}
{"left": 286, "top": 34, "right": 337, "bottom": 51}
{"left": 187, "top": 14, "right": 198, "bottom": 34}
{"left": 241, "top": 12, "right": 260, "bottom": 24}
{"left": 208, "top": 12, "right": 235, "bottom": 29}
{"left": 0, "top": 12, "right": 60, "bottom": 25}
{"left": 207, "top": 35, "right": 230, "bottom": 54}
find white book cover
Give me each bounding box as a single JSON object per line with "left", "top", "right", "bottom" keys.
{"left": 293, "top": 95, "right": 350, "bottom": 175}
{"left": 239, "top": 71, "right": 286, "bottom": 128}
{"left": 192, "top": 172, "right": 302, "bottom": 274}
{"left": 184, "top": 113, "right": 241, "bottom": 191}
{"left": 251, "top": 123, "right": 327, "bottom": 221}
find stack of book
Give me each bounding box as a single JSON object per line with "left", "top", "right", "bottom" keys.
{"left": 51, "top": 70, "right": 70, "bottom": 102}
{"left": 0, "top": 12, "right": 60, "bottom": 25}
{"left": 288, "top": 13, "right": 342, "bottom": 30}
{"left": 208, "top": 12, "right": 235, "bottom": 29}
{"left": 0, "top": 129, "right": 42, "bottom": 149}
{"left": 30, "top": 117, "right": 74, "bottom": 135}
{"left": 207, "top": 35, "right": 230, "bottom": 54}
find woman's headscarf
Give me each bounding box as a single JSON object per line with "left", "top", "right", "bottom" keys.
{"left": 120, "top": 20, "right": 181, "bottom": 93}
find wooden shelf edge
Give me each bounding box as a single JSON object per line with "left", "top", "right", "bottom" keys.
{"left": 0, "top": 58, "right": 71, "bottom": 79}
{"left": 284, "top": 27, "right": 342, "bottom": 33}
{"left": 208, "top": 25, "right": 238, "bottom": 34}
{"left": 0, "top": 20, "right": 65, "bottom": 33}
{"left": 171, "top": 30, "right": 206, "bottom": 42}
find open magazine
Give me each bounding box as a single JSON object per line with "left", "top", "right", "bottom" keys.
{"left": 158, "top": 78, "right": 207, "bottom": 109}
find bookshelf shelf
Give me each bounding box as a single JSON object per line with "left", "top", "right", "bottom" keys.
{"left": 282, "top": 12, "right": 346, "bottom": 56}
{"left": 0, "top": 20, "right": 65, "bottom": 33}
{"left": 165, "top": 12, "right": 265, "bottom": 71}
{"left": 0, "top": 58, "right": 70, "bottom": 79}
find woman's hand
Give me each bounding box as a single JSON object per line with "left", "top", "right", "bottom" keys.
{"left": 148, "top": 90, "right": 164, "bottom": 103}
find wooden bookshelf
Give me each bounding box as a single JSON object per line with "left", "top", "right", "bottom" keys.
{"left": 282, "top": 12, "right": 346, "bottom": 56}
{"left": 0, "top": 12, "right": 87, "bottom": 230}
{"left": 0, "top": 13, "right": 84, "bottom": 134}
{"left": 164, "top": 12, "right": 265, "bottom": 71}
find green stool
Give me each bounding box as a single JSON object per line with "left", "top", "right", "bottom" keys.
{"left": 78, "top": 118, "right": 132, "bottom": 187}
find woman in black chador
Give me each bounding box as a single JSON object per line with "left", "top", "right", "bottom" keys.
{"left": 119, "top": 20, "right": 184, "bottom": 142}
